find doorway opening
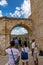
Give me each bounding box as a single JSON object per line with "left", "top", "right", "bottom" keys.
{"left": 10, "top": 26, "right": 30, "bottom": 48}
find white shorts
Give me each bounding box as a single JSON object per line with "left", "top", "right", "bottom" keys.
{"left": 21, "top": 59, "right": 29, "bottom": 63}
{"left": 33, "top": 53, "right": 38, "bottom": 61}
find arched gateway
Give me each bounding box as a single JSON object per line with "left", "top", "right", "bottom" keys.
{"left": 0, "top": 0, "right": 43, "bottom": 54}
{"left": 0, "top": 17, "right": 33, "bottom": 53}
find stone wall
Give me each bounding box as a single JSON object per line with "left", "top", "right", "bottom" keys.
{"left": 31, "top": 0, "right": 43, "bottom": 50}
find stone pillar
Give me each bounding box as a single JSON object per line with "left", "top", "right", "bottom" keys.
{"left": 0, "top": 18, "right": 5, "bottom": 54}
{"left": 0, "top": 35, "right": 5, "bottom": 54}
{"left": 0, "top": 18, "right": 10, "bottom": 54}
{"left": 5, "top": 34, "right": 10, "bottom": 48}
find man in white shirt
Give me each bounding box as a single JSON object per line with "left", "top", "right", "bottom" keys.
{"left": 31, "top": 39, "right": 38, "bottom": 65}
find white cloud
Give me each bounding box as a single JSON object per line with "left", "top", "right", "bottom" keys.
{"left": 11, "top": 27, "right": 28, "bottom": 35}
{"left": 10, "top": 10, "right": 21, "bottom": 17}
{"left": 0, "top": 0, "right": 8, "bottom": 6}
{"left": 16, "top": 7, "right": 20, "bottom": 10}
{"left": 9, "top": 13, "right": 14, "bottom": 17}
{"left": 21, "top": 0, "right": 31, "bottom": 18}
{"left": 9, "top": 7, "right": 21, "bottom": 17}
{"left": 0, "top": 10, "right": 3, "bottom": 17}
{"left": 9, "top": 0, "right": 31, "bottom": 18}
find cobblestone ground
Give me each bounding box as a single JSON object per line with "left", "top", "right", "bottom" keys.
{"left": 0, "top": 55, "right": 43, "bottom": 65}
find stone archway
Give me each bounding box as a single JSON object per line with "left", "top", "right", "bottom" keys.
{"left": 0, "top": 17, "right": 33, "bottom": 52}
{"left": 6, "top": 18, "right": 33, "bottom": 48}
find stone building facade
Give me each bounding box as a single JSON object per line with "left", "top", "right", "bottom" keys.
{"left": 0, "top": 17, "right": 32, "bottom": 53}
{"left": 0, "top": 0, "right": 43, "bottom": 54}
{"left": 31, "top": 0, "right": 43, "bottom": 50}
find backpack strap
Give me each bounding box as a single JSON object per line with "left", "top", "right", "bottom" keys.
{"left": 11, "top": 49, "right": 15, "bottom": 65}
{"left": 23, "top": 47, "right": 25, "bottom": 52}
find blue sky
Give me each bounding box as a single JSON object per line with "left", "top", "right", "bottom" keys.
{"left": 11, "top": 26, "right": 28, "bottom": 35}
{"left": 0, "top": 0, "right": 31, "bottom": 18}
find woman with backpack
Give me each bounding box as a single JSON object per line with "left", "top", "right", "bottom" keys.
{"left": 21, "top": 41, "right": 30, "bottom": 65}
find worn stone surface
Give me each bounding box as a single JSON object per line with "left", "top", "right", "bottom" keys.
{"left": 0, "top": 0, "right": 43, "bottom": 52}
{"left": 31, "top": 0, "right": 43, "bottom": 50}
{"left": 0, "top": 17, "right": 32, "bottom": 53}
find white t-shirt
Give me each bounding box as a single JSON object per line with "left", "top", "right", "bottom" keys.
{"left": 6, "top": 48, "right": 20, "bottom": 65}
{"left": 21, "top": 47, "right": 29, "bottom": 53}
{"left": 32, "top": 42, "right": 38, "bottom": 53}
{"left": 32, "top": 42, "right": 35, "bottom": 49}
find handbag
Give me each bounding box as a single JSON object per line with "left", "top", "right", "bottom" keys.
{"left": 21, "top": 47, "right": 28, "bottom": 60}
{"left": 11, "top": 49, "right": 19, "bottom": 65}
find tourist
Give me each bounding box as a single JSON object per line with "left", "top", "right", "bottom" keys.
{"left": 18, "top": 38, "right": 22, "bottom": 47}
{"left": 21, "top": 41, "right": 30, "bottom": 65}
{"left": 31, "top": 39, "right": 38, "bottom": 65}
{"left": 23, "top": 38, "right": 27, "bottom": 47}
{"left": 12, "top": 38, "right": 15, "bottom": 42}
{"left": 5, "top": 41, "right": 20, "bottom": 65}
{"left": 14, "top": 37, "right": 19, "bottom": 49}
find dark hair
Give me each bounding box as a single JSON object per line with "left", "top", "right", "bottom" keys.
{"left": 13, "top": 38, "right": 15, "bottom": 40}
{"left": 32, "top": 39, "right": 35, "bottom": 42}
{"left": 24, "top": 41, "right": 27, "bottom": 47}
{"left": 10, "top": 41, "right": 15, "bottom": 47}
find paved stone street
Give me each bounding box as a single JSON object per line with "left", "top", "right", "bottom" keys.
{"left": 0, "top": 55, "right": 43, "bottom": 65}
